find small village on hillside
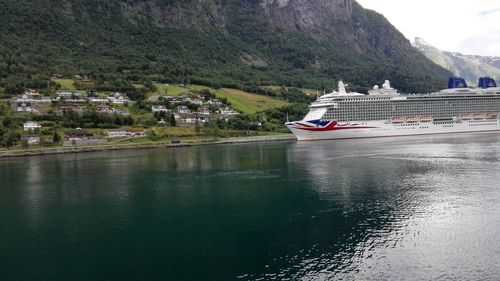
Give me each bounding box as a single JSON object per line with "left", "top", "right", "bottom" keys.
{"left": 0, "top": 75, "right": 300, "bottom": 151}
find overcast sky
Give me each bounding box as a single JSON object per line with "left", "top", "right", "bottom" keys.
{"left": 357, "top": 0, "right": 500, "bottom": 56}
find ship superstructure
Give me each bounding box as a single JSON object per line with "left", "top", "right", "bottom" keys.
{"left": 286, "top": 77, "right": 500, "bottom": 140}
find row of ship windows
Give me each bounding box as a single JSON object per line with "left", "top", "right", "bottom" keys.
{"left": 335, "top": 105, "right": 500, "bottom": 111}
{"left": 339, "top": 100, "right": 500, "bottom": 105}
{"left": 469, "top": 120, "right": 498, "bottom": 123}
{"left": 339, "top": 98, "right": 500, "bottom": 103}
{"left": 368, "top": 124, "right": 499, "bottom": 131}
{"left": 338, "top": 100, "right": 499, "bottom": 107}
{"left": 332, "top": 105, "right": 500, "bottom": 113}
{"left": 395, "top": 123, "right": 423, "bottom": 126}
{"left": 469, "top": 123, "right": 498, "bottom": 126}
{"left": 327, "top": 108, "right": 500, "bottom": 117}
{"left": 395, "top": 125, "right": 456, "bottom": 129}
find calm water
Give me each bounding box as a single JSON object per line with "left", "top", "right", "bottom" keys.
{"left": 2, "top": 134, "right": 500, "bottom": 280}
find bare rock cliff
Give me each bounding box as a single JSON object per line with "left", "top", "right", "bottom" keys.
{"left": 260, "top": 0, "right": 354, "bottom": 32}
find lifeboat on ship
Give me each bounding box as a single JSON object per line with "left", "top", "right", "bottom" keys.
{"left": 461, "top": 114, "right": 474, "bottom": 120}
{"left": 485, "top": 113, "right": 498, "bottom": 119}
{"left": 406, "top": 116, "right": 419, "bottom": 123}
{"left": 391, "top": 117, "right": 405, "bottom": 124}
{"left": 473, "top": 114, "right": 486, "bottom": 120}
{"left": 420, "top": 116, "right": 433, "bottom": 122}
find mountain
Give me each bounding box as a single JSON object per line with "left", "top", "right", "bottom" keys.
{"left": 413, "top": 37, "right": 500, "bottom": 86}
{"left": 0, "top": 0, "right": 451, "bottom": 95}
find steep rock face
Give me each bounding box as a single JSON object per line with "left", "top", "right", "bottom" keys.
{"left": 413, "top": 37, "right": 500, "bottom": 85}
{"left": 53, "top": 0, "right": 433, "bottom": 63}
{"left": 260, "top": 0, "right": 354, "bottom": 32}
{"left": 116, "top": 0, "right": 413, "bottom": 59}
{"left": 60, "top": 0, "right": 227, "bottom": 28}
{"left": 115, "top": 0, "right": 355, "bottom": 31}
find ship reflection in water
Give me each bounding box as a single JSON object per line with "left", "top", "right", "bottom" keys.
{"left": 2, "top": 133, "right": 500, "bottom": 280}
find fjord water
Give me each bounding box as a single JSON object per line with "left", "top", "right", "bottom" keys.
{"left": 2, "top": 134, "right": 500, "bottom": 280}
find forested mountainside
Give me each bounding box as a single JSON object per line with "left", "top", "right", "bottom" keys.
{"left": 413, "top": 37, "right": 500, "bottom": 85}
{"left": 0, "top": 0, "right": 451, "bottom": 95}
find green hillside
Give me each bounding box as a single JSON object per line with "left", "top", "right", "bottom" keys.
{"left": 0, "top": 0, "right": 452, "bottom": 96}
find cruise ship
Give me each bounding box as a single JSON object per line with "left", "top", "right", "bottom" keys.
{"left": 286, "top": 77, "right": 500, "bottom": 140}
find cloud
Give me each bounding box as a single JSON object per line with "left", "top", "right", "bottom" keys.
{"left": 458, "top": 31, "right": 500, "bottom": 56}
{"left": 478, "top": 8, "right": 500, "bottom": 16}
{"left": 357, "top": 0, "right": 500, "bottom": 56}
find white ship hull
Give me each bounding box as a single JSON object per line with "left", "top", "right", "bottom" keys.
{"left": 287, "top": 119, "right": 500, "bottom": 141}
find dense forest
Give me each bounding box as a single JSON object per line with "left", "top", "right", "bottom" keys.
{"left": 0, "top": 0, "right": 452, "bottom": 96}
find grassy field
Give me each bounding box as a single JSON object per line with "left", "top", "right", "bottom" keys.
{"left": 263, "top": 85, "right": 319, "bottom": 96}
{"left": 153, "top": 83, "right": 190, "bottom": 96}
{"left": 152, "top": 84, "right": 290, "bottom": 114}
{"left": 216, "top": 88, "right": 290, "bottom": 114}
{"left": 190, "top": 85, "right": 290, "bottom": 114}
{"left": 52, "top": 79, "right": 76, "bottom": 90}
{"left": 151, "top": 126, "right": 197, "bottom": 137}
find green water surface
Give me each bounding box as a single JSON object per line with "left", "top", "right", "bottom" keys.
{"left": 2, "top": 134, "right": 500, "bottom": 280}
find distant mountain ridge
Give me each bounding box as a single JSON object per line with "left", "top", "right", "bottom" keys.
{"left": 0, "top": 0, "right": 452, "bottom": 94}
{"left": 413, "top": 37, "right": 500, "bottom": 86}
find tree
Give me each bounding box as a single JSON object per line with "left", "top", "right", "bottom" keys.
{"left": 170, "top": 113, "right": 176, "bottom": 127}
{"left": 205, "top": 121, "right": 220, "bottom": 139}
{"left": 0, "top": 126, "right": 4, "bottom": 145}
{"left": 2, "top": 116, "right": 12, "bottom": 128}
{"left": 216, "top": 118, "right": 227, "bottom": 130}
{"left": 4, "top": 131, "right": 16, "bottom": 148}
{"left": 204, "top": 126, "right": 212, "bottom": 137}
{"left": 53, "top": 130, "right": 61, "bottom": 143}
{"left": 213, "top": 124, "right": 220, "bottom": 139}
{"left": 21, "top": 138, "right": 29, "bottom": 149}
{"left": 194, "top": 120, "right": 201, "bottom": 135}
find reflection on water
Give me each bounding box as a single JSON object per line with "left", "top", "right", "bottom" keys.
{"left": 2, "top": 133, "right": 500, "bottom": 280}
{"left": 280, "top": 134, "right": 500, "bottom": 280}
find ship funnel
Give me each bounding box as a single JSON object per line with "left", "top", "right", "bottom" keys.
{"left": 338, "top": 80, "right": 347, "bottom": 94}
{"left": 478, "top": 77, "right": 497, "bottom": 89}
{"left": 448, "top": 77, "right": 468, "bottom": 89}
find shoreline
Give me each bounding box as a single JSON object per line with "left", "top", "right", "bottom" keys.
{"left": 0, "top": 134, "right": 297, "bottom": 159}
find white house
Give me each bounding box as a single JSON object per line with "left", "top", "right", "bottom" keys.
{"left": 151, "top": 105, "right": 169, "bottom": 113}
{"left": 23, "top": 121, "right": 41, "bottom": 131}
{"left": 24, "top": 89, "right": 40, "bottom": 97}
{"left": 174, "top": 113, "right": 196, "bottom": 124}
{"left": 96, "top": 105, "right": 121, "bottom": 114}
{"left": 108, "top": 92, "right": 130, "bottom": 104}
{"left": 177, "top": 105, "right": 191, "bottom": 114}
{"left": 56, "top": 91, "right": 77, "bottom": 98}
{"left": 208, "top": 99, "right": 223, "bottom": 106}
{"left": 16, "top": 94, "right": 51, "bottom": 103}
{"left": 191, "top": 98, "right": 204, "bottom": 105}
{"left": 89, "top": 97, "right": 109, "bottom": 103}
{"left": 219, "top": 107, "right": 239, "bottom": 116}
{"left": 196, "top": 107, "right": 211, "bottom": 116}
